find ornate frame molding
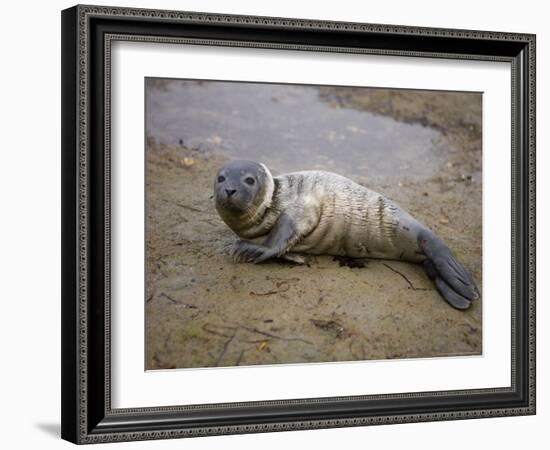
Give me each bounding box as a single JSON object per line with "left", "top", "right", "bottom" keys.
{"left": 61, "top": 4, "right": 536, "bottom": 444}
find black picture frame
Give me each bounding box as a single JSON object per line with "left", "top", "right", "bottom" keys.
{"left": 61, "top": 4, "right": 536, "bottom": 444}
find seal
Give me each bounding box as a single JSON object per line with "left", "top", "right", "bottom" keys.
{"left": 214, "top": 160, "right": 480, "bottom": 310}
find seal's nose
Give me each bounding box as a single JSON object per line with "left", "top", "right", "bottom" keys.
{"left": 225, "top": 189, "right": 237, "bottom": 198}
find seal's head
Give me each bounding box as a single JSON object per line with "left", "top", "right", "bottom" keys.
{"left": 214, "top": 160, "right": 274, "bottom": 231}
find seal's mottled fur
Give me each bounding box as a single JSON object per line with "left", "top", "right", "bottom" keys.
{"left": 214, "top": 160, "right": 479, "bottom": 310}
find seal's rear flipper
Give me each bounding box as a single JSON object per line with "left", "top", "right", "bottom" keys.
{"left": 434, "top": 276, "right": 472, "bottom": 310}
{"left": 419, "top": 230, "right": 479, "bottom": 309}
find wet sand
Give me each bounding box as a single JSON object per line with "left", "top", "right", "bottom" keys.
{"left": 145, "top": 81, "right": 482, "bottom": 369}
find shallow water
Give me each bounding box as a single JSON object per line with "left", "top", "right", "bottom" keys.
{"left": 146, "top": 79, "right": 442, "bottom": 178}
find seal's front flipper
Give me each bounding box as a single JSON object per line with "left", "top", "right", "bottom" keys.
{"left": 230, "top": 240, "right": 270, "bottom": 263}
{"left": 419, "top": 230, "right": 479, "bottom": 309}
{"left": 252, "top": 213, "right": 300, "bottom": 263}
{"left": 281, "top": 253, "right": 310, "bottom": 265}
{"left": 230, "top": 213, "right": 301, "bottom": 264}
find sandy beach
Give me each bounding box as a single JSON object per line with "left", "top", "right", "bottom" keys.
{"left": 144, "top": 80, "right": 482, "bottom": 369}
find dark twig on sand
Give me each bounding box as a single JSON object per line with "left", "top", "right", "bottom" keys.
{"left": 202, "top": 323, "right": 237, "bottom": 338}
{"left": 239, "top": 325, "right": 313, "bottom": 345}
{"left": 160, "top": 292, "right": 179, "bottom": 303}
{"left": 249, "top": 286, "right": 290, "bottom": 296}
{"left": 162, "top": 198, "right": 213, "bottom": 214}
{"left": 383, "top": 263, "right": 432, "bottom": 291}
{"left": 215, "top": 333, "right": 236, "bottom": 366}
{"left": 235, "top": 349, "right": 246, "bottom": 366}
{"left": 249, "top": 276, "right": 298, "bottom": 296}
{"left": 202, "top": 322, "right": 313, "bottom": 347}
{"left": 159, "top": 292, "right": 198, "bottom": 308}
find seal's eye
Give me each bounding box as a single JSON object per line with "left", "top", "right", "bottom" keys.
{"left": 244, "top": 177, "right": 255, "bottom": 186}
{"left": 217, "top": 175, "right": 226, "bottom": 183}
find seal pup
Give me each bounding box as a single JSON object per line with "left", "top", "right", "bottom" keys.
{"left": 214, "top": 160, "right": 480, "bottom": 310}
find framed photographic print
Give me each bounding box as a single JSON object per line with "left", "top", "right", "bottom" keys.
{"left": 61, "top": 4, "right": 536, "bottom": 444}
